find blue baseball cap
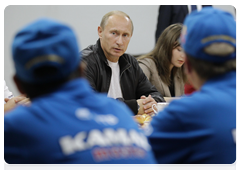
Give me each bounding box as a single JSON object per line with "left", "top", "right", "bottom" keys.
{"left": 12, "top": 18, "right": 81, "bottom": 83}
{"left": 180, "top": 7, "right": 236, "bottom": 63}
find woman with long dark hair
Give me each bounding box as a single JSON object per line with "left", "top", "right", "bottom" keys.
{"left": 138, "top": 23, "right": 186, "bottom": 97}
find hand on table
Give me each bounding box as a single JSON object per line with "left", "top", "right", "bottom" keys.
{"left": 137, "top": 95, "right": 157, "bottom": 116}
{"left": 4, "top": 95, "right": 31, "bottom": 114}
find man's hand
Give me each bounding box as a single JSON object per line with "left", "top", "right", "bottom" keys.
{"left": 4, "top": 95, "right": 31, "bottom": 114}
{"left": 137, "top": 95, "right": 157, "bottom": 115}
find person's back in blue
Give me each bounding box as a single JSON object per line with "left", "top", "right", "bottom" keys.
{"left": 147, "top": 7, "right": 236, "bottom": 164}
{"left": 4, "top": 19, "right": 156, "bottom": 164}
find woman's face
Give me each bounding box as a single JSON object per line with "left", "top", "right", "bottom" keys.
{"left": 171, "top": 46, "right": 185, "bottom": 68}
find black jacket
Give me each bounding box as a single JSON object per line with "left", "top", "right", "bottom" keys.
{"left": 81, "top": 39, "right": 165, "bottom": 115}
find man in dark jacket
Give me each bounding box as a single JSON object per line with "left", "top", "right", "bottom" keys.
{"left": 155, "top": 5, "right": 212, "bottom": 43}
{"left": 81, "top": 10, "right": 165, "bottom": 115}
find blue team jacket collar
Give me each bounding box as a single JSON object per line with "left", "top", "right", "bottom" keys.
{"left": 58, "top": 78, "right": 93, "bottom": 96}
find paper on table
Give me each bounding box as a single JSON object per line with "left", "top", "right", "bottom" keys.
{"left": 164, "top": 97, "right": 181, "bottom": 103}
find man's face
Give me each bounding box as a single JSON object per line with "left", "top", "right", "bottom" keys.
{"left": 98, "top": 15, "right": 132, "bottom": 62}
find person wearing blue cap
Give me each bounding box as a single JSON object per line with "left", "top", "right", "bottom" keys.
{"left": 81, "top": 11, "right": 165, "bottom": 116}
{"left": 4, "top": 18, "right": 157, "bottom": 164}
{"left": 147, "top": 7, "right": 236, "bottom": 164}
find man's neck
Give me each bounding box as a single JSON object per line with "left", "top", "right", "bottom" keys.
{"left": 105, "top": 55, "right": 119, "bottom": 63}
{"left": 190, "top": 71, "right": 207, "bottom": 91}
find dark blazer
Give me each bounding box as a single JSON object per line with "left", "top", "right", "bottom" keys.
{"left": 155, "top": 5, "right": 212, "bottom": 43}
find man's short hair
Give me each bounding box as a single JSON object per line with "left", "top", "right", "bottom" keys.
{"left": 100, "top": 10, "right": 134, "bottom": 34}
{"left": 186, "top": 55, "right": 236, "bottom": 80}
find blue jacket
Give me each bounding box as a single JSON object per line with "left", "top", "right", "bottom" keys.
{"left": 4, "top": 78, "right": 156, "bottom": 164}
{"left": 147, "top": 71, "right": 236, "bottom": 164}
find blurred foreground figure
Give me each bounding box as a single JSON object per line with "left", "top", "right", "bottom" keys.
{"left": 4, "top": 19, "right": 156, "bottom": 164}
{"left": 148, "top": 7, "right": 236, "bottom": 164}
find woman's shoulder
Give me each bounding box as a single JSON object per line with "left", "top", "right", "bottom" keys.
{"left": 138, "top": 57, "right": 156, "bottom": 67}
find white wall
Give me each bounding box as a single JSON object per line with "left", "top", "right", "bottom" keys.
{"left": 4, "top": 5, "right": 235, "bottom": 96}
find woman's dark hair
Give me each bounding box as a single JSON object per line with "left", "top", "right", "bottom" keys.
{"left": 138, "top": 23, "right": 185, "bottom": 86}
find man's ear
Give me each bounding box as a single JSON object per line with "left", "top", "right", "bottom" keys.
{"left": 98, "top": 26, "right": 103, "bottom": 38}
{"left": 13, "top": 75, "right": 25, "bottom": 94}
{"left": 78, "top": 62, "right": 87, "bottom": 78}
{"left": 183, "top": 56, "right": 192, "bottom": 76}
{"left": 183, "top": 56, "right": 195, "bottom": 88}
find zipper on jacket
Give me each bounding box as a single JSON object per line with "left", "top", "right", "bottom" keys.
{"left": 119, "top": 64, "right": 131, "bottom": 97}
